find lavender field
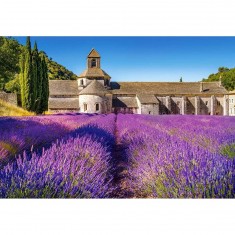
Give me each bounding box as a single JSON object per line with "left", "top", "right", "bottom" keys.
{"left": 0, "top": 113, "right": 234, "bottom": 198}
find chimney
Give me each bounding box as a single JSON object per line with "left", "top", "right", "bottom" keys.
{"left": 200, "top": 82, "right": 203, "bottom": 92}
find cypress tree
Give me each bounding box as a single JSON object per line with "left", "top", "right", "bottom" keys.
{"left": 19, "top": 37, "right": 48, "bottom": 114}
{"left": 24, "top": 36, "right": 34, "bottom": 111}
{"left": 19, "top": 50, "right": 26, "bottom": 108}
{"left": 40, "top": 55, "right": 49, "bottom": 113}
{"left": 32, "top": 42, "right": 40, "bottom": 113}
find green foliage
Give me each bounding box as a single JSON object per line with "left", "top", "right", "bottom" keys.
{"left": 40, "top": 56, "right": 49, "bottom": 113}
{"left": 179, "top": 77, "right": 183, "bottom": 82}
{"left": 5, "top": 74, "right": 20, "bottom": 93}
{"left": 0, "top": 37, "right": 77, "bottom": 93}
{"left": 220, "top": 144, "right": 235, "bottom": 159}
{"left": 42, "top": 53, "right": 77, "bottom": 80}
{"left": 203, "top": 67, "right": 235, "bottom": 91}
{"left": 19, "top": 37, "right": 49, "bottom": 114}
{"left": 0, "top": 37, "right": 22, "bottom": 90}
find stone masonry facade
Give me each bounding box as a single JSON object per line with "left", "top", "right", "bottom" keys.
{"left": 48, "top": 49, "right": 229, "bottom": 116}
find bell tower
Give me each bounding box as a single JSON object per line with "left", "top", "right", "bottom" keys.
{"left": 87, "top": 48, "right": 101, "bottom": 69}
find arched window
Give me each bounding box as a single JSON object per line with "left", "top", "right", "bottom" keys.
{"left": 84, "top": 103, "right": 87, "bottom": 111}
{"left": 95, "top": 103, "right": 99, "bottom": 111}
{"left": 80, "top": 79, "right": 84, "bottom": 86}
{"left": 91, "top": 59, "right": 96, "bottom": 68}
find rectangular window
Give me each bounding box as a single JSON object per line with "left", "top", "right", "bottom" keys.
{"left": 96, "top": 103, "right": 99, "bottom": 111}
{"left": 205, "top": 101, "right": 208, "bottom": 106}
{"left": 84, "top": 104, "right": 87, "bottom": 111}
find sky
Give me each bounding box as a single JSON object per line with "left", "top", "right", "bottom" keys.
{"left": 14, "top": 36, "right": 235, "bottom": 82}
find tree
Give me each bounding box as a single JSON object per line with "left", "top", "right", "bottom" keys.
{"left": 0, "top": 37, "right": 22, "bottom": 90}
{"left": 218, "top": 67, "right": 229, "bottom": 73}
{"left": 39, "top": 55, "right": 49, "bottom": 113}
{"left": 179, "top": 77, "right": 183, "bottom": 82}
{"left": 202, "top": 66, "right": 235, "bottom": 91}
{"left": 19, "top": 37, "right": 36, "bottom": 111}
{"left": 32, "top": 42, "right": 40, "bottom": 112}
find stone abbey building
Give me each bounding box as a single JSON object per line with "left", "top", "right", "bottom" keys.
{"left": 49, "top": 49, "right": 229, "bottom": 115}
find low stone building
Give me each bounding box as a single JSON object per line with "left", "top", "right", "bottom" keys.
{"left": 48, "top": 48, "right": 229, "bottom": 115}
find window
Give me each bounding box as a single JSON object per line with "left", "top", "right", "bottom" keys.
{"left": 149, "top": 111, "right": 151, "bottom": 114}
{"left": 205, "top": 101, "right": 208, "bottom": 106}
{"left": 84, "top": 103, "right": 87, "bottom": 111}
{"left": 217, "top": 101, "right": 220, "bottom": 106}
{"left": 91, "top": 59, "right": 96, "bottom": 68}
{"left": 95, "top": 103, "right": 99, "bottom": 111}
{"left": 80, "top": 79, "right": 84, "bottom": 86}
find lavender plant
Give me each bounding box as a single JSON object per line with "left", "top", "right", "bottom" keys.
{"left": 0, "top": 114, "right": 116, "bottom": 198}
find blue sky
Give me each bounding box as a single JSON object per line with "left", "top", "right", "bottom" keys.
{"left": 14, "top": 37, "right": 235, "bottom": 82}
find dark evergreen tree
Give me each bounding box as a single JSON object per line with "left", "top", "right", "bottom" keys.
{"left": 19, "top": 49, "right": 26, "bottom": 108}
{"left": 32, "top": 42, "right": 40, "bottom": 113}
{"left": 23, "top": 36, "right": 34, "bottom": 111}
{"left": 39, "top": 55, "right": 49, "bottom": 113}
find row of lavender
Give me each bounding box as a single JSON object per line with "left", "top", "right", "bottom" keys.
{"left": 0, "top": 114, "right": 101, "bottom": 166}
{"left": 0, "top": 114, "right": 116, "bottom": 198}
{"left": 0, "top": 113, "right": 234, "bottom": 198}
{"left": 116, "top": 114, "right": 235, "bottom": 198}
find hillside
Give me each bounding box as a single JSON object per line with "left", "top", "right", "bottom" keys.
{"left": 0, "top": 37, "right": 78, "bottom": 94}
{"left": 40, "top": 51, "right": 78, "bottom": 80}
{"left": 202, "top": 67, "right": 235, "bottom": 91}
{"left": 0, "top": 99, "right": 34, "bottom": 116}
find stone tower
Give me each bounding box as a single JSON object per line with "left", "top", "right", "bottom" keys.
{"left": 87, "top": 48, "right": 101, "bottom": 68}
{"left": 78, "top": 48, "right": 111, "bottom": 88}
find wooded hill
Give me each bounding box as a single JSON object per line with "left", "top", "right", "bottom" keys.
{"left": 0, "top": 37, "right": 78, "bottom": 94}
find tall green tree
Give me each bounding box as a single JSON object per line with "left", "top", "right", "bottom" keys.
{"left": 19, "top": 37, "right": 36, "bottom": 111}
{"left": 39, "top": 55, "right": 49, "bottom": 113}
{"left": 32, "top": 42, "right": 40, "bottom": 112}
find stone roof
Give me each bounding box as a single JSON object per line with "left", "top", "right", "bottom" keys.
{"left": 229, "top": 90, "right": 235, "bottom": 94}
{"left": 113, "top": 97, "right": 138, "bottom": 108}
{"left": 79, "top": 80, "right": 111, "bottom": 96}
{"left": 87, "top": 48, "right": 100, "bottom": 58}
{"left": 48, "top": 98, "right": 79, "bottom": 109}
{"left": 137, "top": 94, "right": 159, "bottom": 104}
{"left": 78, "top": 68, "right": 111, "bottom": 79}
{"left": 49, "top": 80, "right": 79, "bottom": 96}
{"left": 110, "top": 82, "right": 228, "bottom": 95}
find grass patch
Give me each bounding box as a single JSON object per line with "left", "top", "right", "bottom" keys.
{"left": 0, "top": 99, "right": 34, "bottom": 116}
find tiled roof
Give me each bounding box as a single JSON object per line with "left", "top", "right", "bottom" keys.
{"left": 137, "top": 94, "right": 159, "bottom": 104}
{"left": 79, "top": 80, "right": 111, "bottom": 95}
{"left": 113, "top": 97, "right": 138, "bottom": 108}
{"left": 48, "top": 98, "right": 79, "bottom": 109}
{"left": 110, "top": 82, "right": 228, "bottom": 95}
{"left": 49, "top": 80, "right": 79, "bottom": 96}
{"left": 78, "top": 68, "right": 111, "bottom": 79}
{"left": 87, "top": 49, "right": 100, "bottom": 58}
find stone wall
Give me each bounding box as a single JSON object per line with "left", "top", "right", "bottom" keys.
{"left": 79, "top": 94, "right": 112, "bottom": 114}
{"left": 0, "top": 92, "right": 17, "bottom": 105}
{"left": 140, "top": 103, "right": 159, "bottom": 115}
{"left": 229, "top": 94, "right": 235, "bottom": 116}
